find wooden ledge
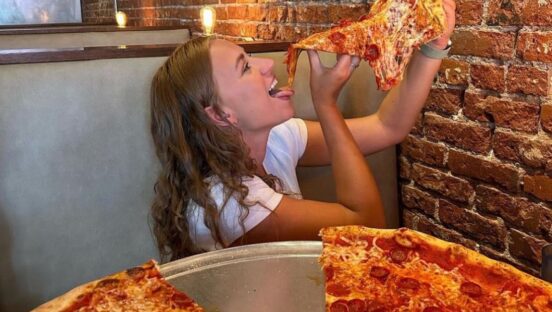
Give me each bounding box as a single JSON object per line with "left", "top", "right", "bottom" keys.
{"left": 0, "top": 41, "right": 292, "bottom": 65}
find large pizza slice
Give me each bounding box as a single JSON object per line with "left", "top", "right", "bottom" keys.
{"left": 285, "top": 0, "right": 446, "bottom": 91}
{"left": 32, "top": 260, "right": 204, "bottom": 312}
{"left": 320, "top": 226, "right": 552, "bottom": 311}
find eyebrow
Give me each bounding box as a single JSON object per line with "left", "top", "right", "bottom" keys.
{"left": 235, "top": 53, "right": 246, "bottom": 72}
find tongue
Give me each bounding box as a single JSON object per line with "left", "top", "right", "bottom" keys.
{"left": 269, "top": 88, "right": 294, "bottom": 98}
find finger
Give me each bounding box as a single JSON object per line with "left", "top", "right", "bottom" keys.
{"left": 350, "top": 55, "right": 361, "bottom": 68}
{"left": 307, "top": 50, "right": 323, "bottom": 73}
{"left": 334, "top": 54, "right": 353, "bottom": 72}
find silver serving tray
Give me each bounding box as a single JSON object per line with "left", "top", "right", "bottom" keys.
{"left": 160, "top": 241, "right": 324, "bottom": 312}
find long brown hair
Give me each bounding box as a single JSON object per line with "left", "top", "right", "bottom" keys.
{"left": 150, "top": 37, "right": 265, "bottom": 261}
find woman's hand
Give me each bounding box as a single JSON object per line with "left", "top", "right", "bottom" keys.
{"left": 430, "top": 0, "right": 456, "bottom": 49}
{"left": 307, "top": 50, "right": 360, "bottom": 105}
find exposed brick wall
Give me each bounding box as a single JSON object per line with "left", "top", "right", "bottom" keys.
{"left": 401, "top": 0, "right": 552, "bottom": 275}
{"left": 82, "top": 0, "right": 115, "bottom": 24}
{"left": 81, "top": 0, "right": 373, "bottom": 39}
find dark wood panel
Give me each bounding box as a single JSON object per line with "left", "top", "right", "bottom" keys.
{"left": 0, "top": 41, "right": 292, "bottom": 65}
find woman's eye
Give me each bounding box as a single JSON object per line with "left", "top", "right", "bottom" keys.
{"left": 243, "top": 62, "right": 251, "bottom": 74}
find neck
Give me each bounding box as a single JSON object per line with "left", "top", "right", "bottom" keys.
{"left": 242, "top": 129, "right": 270, "bottom": 176}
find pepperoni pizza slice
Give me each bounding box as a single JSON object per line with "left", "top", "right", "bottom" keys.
{"left": 32, "top": 260, "right": 204, "bottom": 312}
{"left": 320, "top": 226, "right": 552, "bottom": 311}
{"left": 285, "top": 0, "right": 446, "bottom": 90}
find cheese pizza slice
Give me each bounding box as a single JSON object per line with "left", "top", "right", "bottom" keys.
{"left": 285, "top": 0, "right": 446, "bottom": 90}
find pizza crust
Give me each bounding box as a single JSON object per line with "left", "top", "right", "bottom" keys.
{"left": 32, "top": 280, "right": 97, "bottom": 311}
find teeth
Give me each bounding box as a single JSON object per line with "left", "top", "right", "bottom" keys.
{"left": 269, "top": 79, "right": 278, "bottom": 92}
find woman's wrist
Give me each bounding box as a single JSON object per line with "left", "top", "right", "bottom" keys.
{"left": 429, "top": 37, "right": 451, "bottom": 50}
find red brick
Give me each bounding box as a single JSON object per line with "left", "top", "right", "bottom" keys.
{"left": 438, "top": 59, "right": 469, "bottom": 85}
{"left": 400, "top": 135, "right": 447, "bottom": 167}
{"left": 401, "top": 185, "right": 438, "bottom": 216}
{"left": 295, "top": 5, "right": 328, "bottom": 24}
{"left": 451, "top": 30, "right": 515, "bottom": 60}
{"left": 462, "top": 90, "right": 488, "bottom": 122}
{"left": 476, "top": 185, "right": 552, "bottom": 240}
{"left": 402, "top": 209, "right": 418, "bottom": 228}
{"left": 517, "top": 31, "right": 552, "bottom": 63}
{"left": 227, "top": 5, "right": 249, "bottom": 20}
{"left": 416, "top": 213, "right": 478, "bottom": 249}
{"left": 410, "top": 113, "right": 423, "bottom": 136}
{"left": 411, "top": 163, "right": 474, "bottom": 203}
{"left": 524, "top": 175, "right": 552, "bottom": 202}
{"left": 274, "top": 25, "right": 307, "bottom": 42}
{"left": 327, "top": 4, "right": 370, "bottom": 23}
{"left": 507, "top": 65, "right": 551, "bottom": 96}
{"left": 249, "top": 5, "right": 269, "bottom": 21}
{"left": 488, "top": 0, "right": 552, "bottom": 26}
{"left": 424, "top": 87, "right": 463, "bottom": 116}
{"left": 256, "top": 24, "right": 276, "bottom": 40}
{"left": 424, "top": 113, "right": 492, "bottom": 154}
{"left": 456, "top": 0, "right": 483, "bottom": 25}
{"left": 470, "top": 63, "right": 506, "bottom": 92}
{"left": 509, "top": 229, "right": 548, "bottom": 265}
{"left": 542, "top": 105, "right": 552, "bottom": 134}
{"left": 438, "top": 199, "right": 507, "bottom": 249}
{"left": 448, "top": 150, "right": 520, "bottom": 192}
{"left": 479, "top": 245, "right": 540, "bottom": 276}
{"left": 268, "top": 5, "right": 288, "bottom": 23}
{"left": 399, "top": 156, "right": 411, "bottom": 180}
{"left": 463, "top": 95, "right": 539, "bottom": 133}
{"left": 493, "top": 130, "right": 552, "bottom": 169}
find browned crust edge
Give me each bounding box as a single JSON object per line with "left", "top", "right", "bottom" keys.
{"left": 320, "top": 226, "right": 552, "bottom": 295}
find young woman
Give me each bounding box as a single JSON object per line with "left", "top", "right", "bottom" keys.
{"left": 150, "top": 0, "right": 456, "bottom": 261}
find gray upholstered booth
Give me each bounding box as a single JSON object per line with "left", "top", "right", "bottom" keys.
{"left": 0, "top": 41, "right": 397, "bottom": 311}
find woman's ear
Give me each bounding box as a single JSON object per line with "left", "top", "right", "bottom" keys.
{"left": 204, "top": 106, "right": 232, "bottom": 126}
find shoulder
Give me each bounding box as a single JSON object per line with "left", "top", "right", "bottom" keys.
{"left": 268, "top": 118, "right": 308, "bottom": 157}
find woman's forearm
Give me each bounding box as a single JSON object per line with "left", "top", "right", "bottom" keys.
{"left": 314, "top": 102, "right": 386, "bottom": 227}
{"left": 374, "top": 51, "right": 444, "bottom": 140}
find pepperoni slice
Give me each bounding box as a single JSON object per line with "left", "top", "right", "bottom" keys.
{"left": 390, "top": 248, "right": 407, "bottom": 263}
{"left": 369, "top": 266, "right": 390, "bottom": 280}
{"left": 358, "top": 14, "right": 369, "bottom": 22}
{"left": 324, "top": 266, "right": 335, "bottom": 281}
{"left": 329, "top": 300, "right": 349, "bottom": 312}
{"left": 96, "top": 278, "right": 120, "bottom": 289}
{"left": 126, "top": 267, "right": 146, "bottom": 280}
{"left": 329, "top": 32, "right": 346, "bottom": 47}
{"left": 460, "top": 282, "right": 482, "bottom": 297}
{"left": 172, "top": 292, "right": 194, "bottom": 308}
{"left": 338, "top": 19, "right": 353, "bottom": 28}
{"left": 347, "top": 299, "right": 366, "bottom": 312}
{"left": 365, "top": 300, "right": 386, "bottom": 312}
{"left": 397, "top": 277, "right": 419, "bottom": 290}
{"left": 327, "top": 282, "right": 351, "bottom": 297}
{"left": 363, "top": 44, "right": 380, "bottom": 61}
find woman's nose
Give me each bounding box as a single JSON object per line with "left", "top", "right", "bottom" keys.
{"left": 254, "top": 57, "right": 274, "bottom": 76}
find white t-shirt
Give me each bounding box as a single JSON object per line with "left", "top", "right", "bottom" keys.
{"left": 187, "top": 118, "right": 308, "bottom": 251}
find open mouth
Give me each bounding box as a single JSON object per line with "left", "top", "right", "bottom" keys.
{"left": 268, "top": 79, "right": 280, "bottom": 97}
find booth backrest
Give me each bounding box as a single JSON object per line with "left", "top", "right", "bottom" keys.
{"left": 0, "top": 49, "right": 396, "bottom": 312}
{"left": 0, "top": 28, "right": 190, "bottom": 49}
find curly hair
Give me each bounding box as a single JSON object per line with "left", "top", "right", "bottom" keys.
{"left": 149, "top": 37, "right": 280, "bottom": 261}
